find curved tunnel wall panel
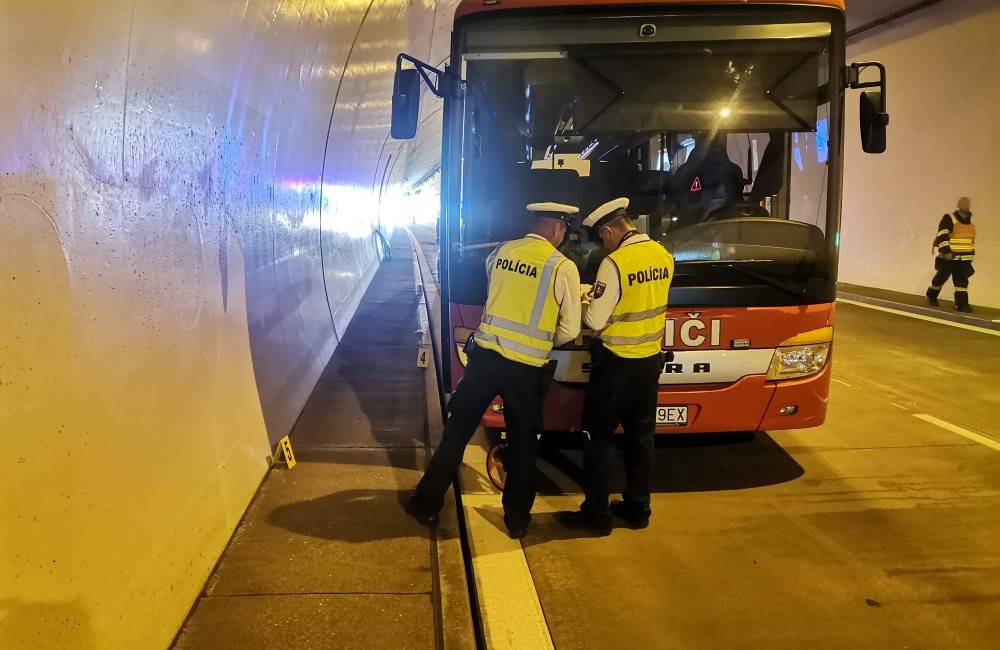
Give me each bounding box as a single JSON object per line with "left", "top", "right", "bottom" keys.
{"left": 0, "top": 1, "right": 460, "bottom": 648}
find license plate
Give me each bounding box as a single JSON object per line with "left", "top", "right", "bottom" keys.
{"left": 656, "top": 406, "right": 688, "bottom": 427}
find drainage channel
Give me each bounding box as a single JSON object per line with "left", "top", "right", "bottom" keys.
{"left": 407, "top": 227, "right": 488, "bottom": 650}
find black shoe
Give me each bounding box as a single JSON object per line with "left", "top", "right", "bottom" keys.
{"left": 611, "top": 500, "right": 651, "bottom": 529}
{"left": 504, "top": 514, "right": 530, "bottom": 540}
{"left": 404, "top": 495, "right": 439, "bottom": 527}
{"left": 507, "top": 526, "right": 528, "bottom": 540}
{"left": 926, "top": 295, "right": 940, "bottom": 307}
{"left": 956, "top": 304, "right": 974, "bottom": 313}
{"left": 572, "top": 503, "right": 614, "bottom": 535}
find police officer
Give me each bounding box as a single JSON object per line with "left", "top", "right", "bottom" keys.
{"left": 574, "top": 197, "right": 674, "bottom": 533}
{"left": 406, "top": 202, "right": 582, "bottom": 538}
{"left": 927, "top": 197, "right": 977, "bottom": 313}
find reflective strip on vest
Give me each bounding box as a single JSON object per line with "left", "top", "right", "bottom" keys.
{"left": 600, "top": 330, "right": 667, "bottom": 346}
{"left": 606, "top": 304, "right": 669, "bottom": 324}
{"left": 474, "top": 332, "right": 550, "bottom": 361}
{"left": 530, "top": 253, "right": 563, "bottom": 327}
{"left": 479, "top": 313, "right": 556, "bottom": 343}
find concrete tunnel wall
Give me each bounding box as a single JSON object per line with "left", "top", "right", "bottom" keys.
{"left": 0, "top": 1, "right": 457, "bottom": 648}
{"left": 841, "top": 0, "right": 1000, "bottom": 307}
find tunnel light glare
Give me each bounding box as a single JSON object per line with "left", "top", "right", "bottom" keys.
{"left": 275, "top": 178, "right": 438, "bottom": 240}
{"left": 719, "top": 106, "right": 732, "bottom": 118}
{"left": 381, "top": 182, "right": 439, "bottom": 229}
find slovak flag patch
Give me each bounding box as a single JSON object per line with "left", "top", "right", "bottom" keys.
{"left": 593, "top": 281, "right": 606, "bottom": 299}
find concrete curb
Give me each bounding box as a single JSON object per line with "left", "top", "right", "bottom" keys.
{"left": 837, "top": 291, "right": 1000, "bottom": 332}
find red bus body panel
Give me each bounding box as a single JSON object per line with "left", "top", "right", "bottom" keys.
{"left": 451, "top": 302, "right": 834, "bottom": 434}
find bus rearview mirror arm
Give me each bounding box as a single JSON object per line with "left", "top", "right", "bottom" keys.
{"left": 846, "top": 61, "right": 889, "bottom": 154}
{"left": 391, "top": 53, "right": 455, "bottom": 140}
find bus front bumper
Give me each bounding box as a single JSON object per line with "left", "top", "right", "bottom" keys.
{"left": 479, "top": 361, "right": 832, "bottom": 434}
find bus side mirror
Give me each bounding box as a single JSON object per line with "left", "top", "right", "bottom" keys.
{"left": 391, "top": 68, "right": 421, "bottom": 140}
{"left": 847, "top": 61, "right": 888, "bottom": 154}
{"left": 859, "top": 91, "right": 888, "bottom": 154}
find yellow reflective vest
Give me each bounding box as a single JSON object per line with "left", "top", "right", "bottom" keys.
{"left": 475, "top": 236, "right": 567, "bottom": 367}
{"left": 949, "top": 214, "right": 976, "bottom": 261}
{"left": 600, "top": 238, "right": 674, "bottom": 359}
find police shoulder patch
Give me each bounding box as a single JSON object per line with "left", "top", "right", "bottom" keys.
{"left": 593, "top": 281, "right": 606, "bottom": 298}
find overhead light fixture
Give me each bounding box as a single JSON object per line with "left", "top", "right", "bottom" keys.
{"left": 719, "top": 106, "right": 732, "bottom": 118}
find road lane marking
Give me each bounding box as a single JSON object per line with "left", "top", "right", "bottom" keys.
{"left": 913, "top": 414, "right": 1000, "bottom": 452}
{"left": 837, "top": 298, "right": 1000, "bottom": 337}
{"left": 890, "top": 402, "right": 909, "bottom": 411}
{"left": 831, "top": 377, "right": 853, "bottom": 387}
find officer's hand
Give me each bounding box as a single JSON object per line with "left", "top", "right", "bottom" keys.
{"left": 580, "top": 284, "right": 593, "bottom": 304}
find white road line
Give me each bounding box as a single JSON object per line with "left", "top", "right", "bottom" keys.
{"left": 831, "top": 377, "right": 853, "bottom": 387}
{"left": 913, "top": 414, "right": 1000, "bottom": 452}
{"left": 837, "top": 298, "right": 1000, "bottom": 337}
{"left": 890, "top": 402, "right": 909, "bottom": 411}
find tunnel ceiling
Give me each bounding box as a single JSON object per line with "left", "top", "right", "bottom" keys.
{"left": 846, "top": 0, "right": 935, "bottom": 32}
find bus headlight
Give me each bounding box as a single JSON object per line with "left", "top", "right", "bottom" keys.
{"left": 767, "top": 327, "right": 833, "bottom": 380}
{"left": 767, "top": 343, "right": 831, "bottom": 380}
{"left": 454, "top": 327, "right": 475, "bottom": 367}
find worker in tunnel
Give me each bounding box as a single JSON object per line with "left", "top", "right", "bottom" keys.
{"left": 927, "top": 196, "right": 977, "bottom": 313}
{"left": 569, "top": 197, "right": 674, "bottom": 535}
{"left": 405, "top": 202, "right": 583, "bottom": 539}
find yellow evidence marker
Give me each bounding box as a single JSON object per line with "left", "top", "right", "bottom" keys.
{"left": 274, "top": 435, "right": 297, "bottom": 469}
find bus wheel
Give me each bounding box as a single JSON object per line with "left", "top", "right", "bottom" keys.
{"left": 486, "top": 442, "right": 507, "bottom": 491}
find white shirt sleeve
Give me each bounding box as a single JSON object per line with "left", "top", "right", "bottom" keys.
{"left": 583, "top": 257, "right": 621, "bottom": 331}
{"left": 553, "top": 259, "right": 582, "bottom": 347}
{"left": 484, "top": 244, "right": 501, "bottom": 278}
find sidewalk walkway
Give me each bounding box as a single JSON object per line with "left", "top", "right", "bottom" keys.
{"left": 838, "top": 283, "right": 1000, "bottom": 331}
{"left": 172, "top": 230, "right": 472, "bottom": 649}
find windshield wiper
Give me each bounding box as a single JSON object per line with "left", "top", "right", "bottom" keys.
{"left": 723, "top": 263, "right": 808, "bottom": 298}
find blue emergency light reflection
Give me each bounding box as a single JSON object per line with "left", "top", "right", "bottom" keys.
{"left": 816, "top": 118, "right": 829, "bottom": 164}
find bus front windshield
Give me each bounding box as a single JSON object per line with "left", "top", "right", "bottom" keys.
{"left": 449, "top": 10, "right": 842, "bottom": 306}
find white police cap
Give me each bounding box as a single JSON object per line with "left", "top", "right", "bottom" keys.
{"left": 527, "top": 202, "right": 578, "bottom": 215}
{"left": 526, "top": 202, "right": 579, "bottom": 222}
{"left": 583, "top": 197, "right": 630, "bottom": 229}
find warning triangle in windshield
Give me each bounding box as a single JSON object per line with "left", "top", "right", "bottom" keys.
{"left": 690, "top": 176, "right": 703, "bottom": 192}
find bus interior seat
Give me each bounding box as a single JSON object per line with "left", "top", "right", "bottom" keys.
{"left": 749, "top": 135, "right": 787, "bottom": 205}
{"left": 670, "top": 141, "right": 745, "bottom": 223}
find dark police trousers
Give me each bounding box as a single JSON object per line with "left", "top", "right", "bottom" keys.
{"left": 582, "top": 345, "right": 662, "bottom": 512}
{"left": 414, "top": 346, "right": 548, "bottom": 530}
{"left": 928, "top": 259, "right": 974, "bottom": 308}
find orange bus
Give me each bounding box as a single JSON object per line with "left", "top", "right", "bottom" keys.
{"left": 392, "top": 0, "right": 887, "bottom": 478}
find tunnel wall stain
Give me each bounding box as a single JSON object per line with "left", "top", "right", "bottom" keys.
{"left": 0, "top": 1, "right": 458, "bottom": 648}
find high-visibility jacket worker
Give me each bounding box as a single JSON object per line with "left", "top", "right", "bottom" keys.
{"left": 574, "top": 197, "right": 674, "bottom": 534}
{"left": 406, "top": 202, "right": 582, "bottom": 539}
{"left": 927, "top": 197, "right": 977, "bottom": 313}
